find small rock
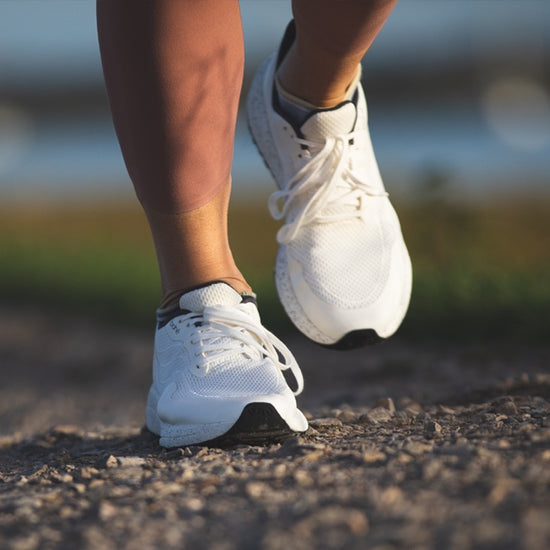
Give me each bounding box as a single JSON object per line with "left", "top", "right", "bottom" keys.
{"left": 358, "top": 413, "right": 377, "bottom": 425}
{"left": 96, "top": 454, "right": 119, "bottom": 469}
{"left": 194, "top": 447, "right": 211, "bottom": 458}
{"left": 116, "top": 456, "right": 147, "bottom": 467}
{"left": 347, "top": 509, "right": 370, "bottom": 536}
{"left": 518, "top": 422, "right": 535, "bottom": 433}
{"left": 164, "top": 448, "right": 186, "bottom": 459}
{"left": 294, "top": 470, "right": 314, "bottom": 486}
{"left": 71, "top": 483, "right": 87, "bottom": 494}
{"left": 183, "top": 497, "right": 204, "bottom": 512}
{"left": 491, "top": 397, "right": 519, "bottom": 416}
{"left": 393, "top": 411, "right": 410, "bottom": 424}
{"left": 166, "top": 446, "right": 202, "bottom": 459}
{"left": 28, "top": 464, "right": 49, "bottom": 480}
{"left": 373, "top": 397, "right": 396, "bottom": 413}
{"left": 362, "top": 450, "right": 387, "bottom": 464}
{"left": 379, "top": 486, "right": 405, "bottom": 511}
{"left": 488, "top": 478, "right": 521, "bottom": 506}
{"left": 424, "top": 420, "right": 443, "bottom": 436}
{"left": 423, "top": 458, "right": 445, "bottom": 480}
{"left": 495, "top": 439, "right": 512, "bottom": 449}
{"left": 277, "top": 436, "right": 305, "bottom": 455}
{"left": 366, "top": 407, "right": 394, "bottom": 423}
{"left": 336, "top": 409, "right": 358, "bottom": 423}
{"left": 80, "top": 467, "right": 100, "bottom": 479}
{"left": 50, "top": 471, "right": 74, "bottom": 484}
{"left": 395, "top": 453, "right": 414, "bottom": 465}
{"left": 273, "top": 464, "right": 287, "bottom": 478}
{"left": 302, "top": 450, "right": 325, "bottom": 462}
{"left": 105, "top": 455, "right": 119, "bottom": 468}
{"left": 99, "top": 501, "right": 118, "bottom": 521}
{"left": 399, "top": 397, "right": 423, "bottom": 416}
{"left": 404, "top": 440, "right": 433, "bottom": 456}
{"left": 59, "top": 506, "right": 77, "bottom": 519}
{"left": 51, "top": 425, "right": 82, "bottom": 436}
{"left": 245, "top": 481, "right": 266, "bottom": 499}
{"left": 308, "top": 417, "right": 343, "bottom": 429}
{"left": 89, "top": 479, "right": 105, "bottom": 489}
{"left": 179, "top": 468, "right": 196, "bottom": 482}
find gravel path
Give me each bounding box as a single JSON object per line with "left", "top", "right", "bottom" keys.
{"left": 1, "top": 307, "right": 549, "bottom": 550}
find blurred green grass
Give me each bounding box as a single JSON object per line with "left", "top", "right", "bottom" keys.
{"left": 0, "top": 194, "right": 548, "bottom": 341}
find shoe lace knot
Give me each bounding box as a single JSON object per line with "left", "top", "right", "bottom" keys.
{"left": 268, "top": 132, "right": 388, "bottom": 244}
{"left": 186, "top": 304, "right": 304, "bottom": 395}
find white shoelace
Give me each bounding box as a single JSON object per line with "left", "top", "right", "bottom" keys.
{"left": 184, "top": 304, "right": 304, "bottom": 395}
{"left": 268, "top": 133, "right": 387, "bottom": 245}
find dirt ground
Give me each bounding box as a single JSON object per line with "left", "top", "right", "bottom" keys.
{"left": 0, "top": 305, "right": 549, "bottom": 550}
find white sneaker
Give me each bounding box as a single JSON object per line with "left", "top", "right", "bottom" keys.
{"left": 145, "top": 282, "right": 307, "bottom": 447}
{"left": 247, "top": 26, "right": 412, "bottom": 349}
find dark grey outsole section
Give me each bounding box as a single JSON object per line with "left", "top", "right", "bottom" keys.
{"left": 203, "top": 403, "right": 300, "bottom": 448}
{"left": 322, "top": 329, "right": 384, "bottom": 351}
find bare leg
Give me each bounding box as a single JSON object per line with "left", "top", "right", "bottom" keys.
{"left": 278, "top": 0, "right": 398, "bottom": 107}
{"left": 145, "top": 183, "right": 250, "bottom": 307}
{"left": 97, "top": 0, "right": 248, "bottom": 305}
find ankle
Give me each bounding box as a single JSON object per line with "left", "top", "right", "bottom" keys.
{"left": 277, "top": 43, "right": 362, "bottom": 108}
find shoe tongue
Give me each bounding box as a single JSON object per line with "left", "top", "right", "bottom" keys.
{"left": 179, "top": 282, "right": 242, "bottom": 312}
{"left": 300, "top": 101, "right": 356, "bottom": 140}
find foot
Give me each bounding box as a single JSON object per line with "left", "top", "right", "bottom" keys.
{"left": 247, "top": 23, "right": 412, "bottom": 349}
{"left": 146, "top": 281, "right": 308, "bottom": 447}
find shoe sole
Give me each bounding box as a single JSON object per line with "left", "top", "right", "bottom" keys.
{"left": 147, "top": 386, "right": 307, "bottom": 448}
{"left": 203, "top": 402, "right": 301, "bottom": 448}
{"left": 247, "top": 56, "right": 412, "bottom": 349}
{"left": 324, "top": 328, "right": 384, "bottom": 350}
{"left": 150, "top": 402, "right": 301, "bottom": 448}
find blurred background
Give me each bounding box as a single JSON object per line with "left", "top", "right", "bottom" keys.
{"left": 1, "top": 0, "right": 549, "bottom": 340}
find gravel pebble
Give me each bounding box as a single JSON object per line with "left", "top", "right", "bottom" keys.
{"left": 308, "top": 417, "right": 343, "bottom": 429}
